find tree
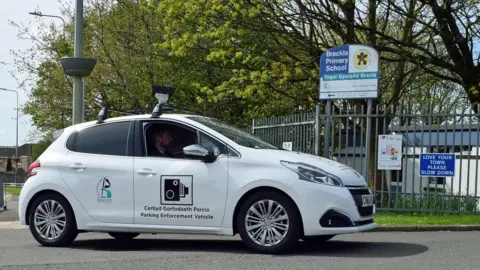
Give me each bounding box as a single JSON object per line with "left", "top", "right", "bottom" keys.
{"left": 156, "top": 0, "right": 465, "bottom": 189}
{"left": 7, "top": 0, "right": 474, "bottom": 190}
{"left": 257, "top": 0, "right": 480, "bottom": 112}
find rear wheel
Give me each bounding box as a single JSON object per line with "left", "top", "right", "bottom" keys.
{"left": 28, "top": 192, "right": 78, "bottom": 247}
{"left": 237, "top": 191, "right": 302, "bottom": 254}
{"left": 108, "top": 232, "right": 140, "bottom": 241}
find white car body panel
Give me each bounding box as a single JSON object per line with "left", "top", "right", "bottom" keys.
{"left": 133, "top": 155, "right": 229, "bottom": 227}
{"left": 58, "top": 152, "right": 135, "bottom": 224}
{"left": 19, "top": 113, "right": 376, "bottom": 244}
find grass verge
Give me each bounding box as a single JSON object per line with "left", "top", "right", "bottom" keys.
{"left": 4, "top": 186, "right": 22, "bottom": 196}
{"left": 375, "top": 212, "right": 480, "bottom": 225}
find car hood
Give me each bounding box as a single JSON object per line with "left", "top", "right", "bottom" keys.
{"left": 255, "top": 149, "right": 368, "bottom": 186}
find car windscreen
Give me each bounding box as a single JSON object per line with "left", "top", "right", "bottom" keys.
{"left": 187, "top": 116, "right": 278, "bottom": 149}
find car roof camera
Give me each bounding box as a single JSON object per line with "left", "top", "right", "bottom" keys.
{"left": 151, "top": 85, "right": 175, "bottom": 118}
{"left": 93, "top": 84, "right": 202, "bottom": 124}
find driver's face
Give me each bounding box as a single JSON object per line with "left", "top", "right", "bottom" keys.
{"left": 157, "top": 131, "right": 172, "bottom": 146}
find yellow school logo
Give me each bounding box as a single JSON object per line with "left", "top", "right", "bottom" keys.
{"left": 353, "top": 50, "right": 370, "bottom": 69}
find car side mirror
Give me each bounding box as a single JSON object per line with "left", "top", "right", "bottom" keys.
{"left": 183, "top": 144, "right": 217, "bottom": 162}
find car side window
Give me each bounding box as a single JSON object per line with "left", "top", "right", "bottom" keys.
{"left": 144, "top": 122, "right": 198, "bottom": 159}
{"left": 72, "top": 121, "right": 131, "bottom": 156}
{"left": 199, "top": 132, "right": 228, "bottom": 155}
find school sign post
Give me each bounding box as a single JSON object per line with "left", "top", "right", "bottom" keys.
{"left": 316, "top": 44, "right": 380, "bottom": 181}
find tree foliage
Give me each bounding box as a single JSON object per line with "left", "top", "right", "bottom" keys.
{"left": 6, "top": 0, "right": 478, "bottom": 144}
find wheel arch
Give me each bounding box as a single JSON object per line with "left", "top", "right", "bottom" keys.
{"left": 25, "top": 189, "right": 76, "bottom": 226}
{"left": 231, "top": 186, "right": 304, "bottom": 236}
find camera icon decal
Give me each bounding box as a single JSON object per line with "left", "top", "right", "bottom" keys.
{"left": 161, "top": 175, "right": 193, "bottom": 205}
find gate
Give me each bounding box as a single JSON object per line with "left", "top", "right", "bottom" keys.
{"left": 251, "top": 103, "right": 480, "bottom": 214}
{"left": 251, "top": 112, "right": 317, "bottom": 155}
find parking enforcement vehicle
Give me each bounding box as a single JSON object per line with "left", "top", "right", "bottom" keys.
{"left": 18, "top": 85, "right": 376, "bottom": 254}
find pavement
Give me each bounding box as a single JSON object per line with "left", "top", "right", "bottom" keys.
{"left": 0, "top": 193, "right": 19, "bottom": 222}
{"left": 1, "top": 229, "right": 480, "bottom": 269}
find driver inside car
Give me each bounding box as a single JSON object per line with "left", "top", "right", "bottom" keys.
{"left": 150, "top": 128, "right": 174, "bottom": 157}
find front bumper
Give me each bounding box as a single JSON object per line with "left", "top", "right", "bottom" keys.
{"left": 298, "top": 184, "right": 377, "bottom": 236}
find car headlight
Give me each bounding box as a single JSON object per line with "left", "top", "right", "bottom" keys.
{"left": 280, "top": 160, "right": 344, "bottom": 187}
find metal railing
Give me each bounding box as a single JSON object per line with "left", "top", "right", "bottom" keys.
{"left": 251, "top": 103, "right": 480, "bottom": 214}
{"left": 252, "top": 112, "right": 317, "bottom": 155}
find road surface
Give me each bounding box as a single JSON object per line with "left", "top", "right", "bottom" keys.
{"left": 0, "top": 223, "right": 479, "bottom": 270}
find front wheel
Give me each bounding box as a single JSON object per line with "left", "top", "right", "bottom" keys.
{"left": 237, "top": 191, "right": 302, "bottom": 254}
{"left": 28, "top": 192, "right": 78, "bottom": 247}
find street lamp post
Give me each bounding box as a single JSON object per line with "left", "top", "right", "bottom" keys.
{"left": 0, "top": 88, "right": 19, "bottom": 184}
{"left": 28, "top": 11, "right": 66, "bottom": 38}
{"left": 29, "top": 5, "right": 96, "bottom": 125}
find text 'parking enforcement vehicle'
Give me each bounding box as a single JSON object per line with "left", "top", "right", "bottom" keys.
{"left": 19, "top": 85, "right": 376, "bottom": 254}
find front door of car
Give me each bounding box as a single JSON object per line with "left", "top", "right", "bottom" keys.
{"left": 133, "top": 120, "right": 229, "bottom": 228}
{"left": 58, "top": 120, "right": 135, "bottom": 224}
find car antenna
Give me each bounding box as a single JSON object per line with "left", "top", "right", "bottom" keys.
{"left": 151, "top": 84, "right": 175, "bottom": 118}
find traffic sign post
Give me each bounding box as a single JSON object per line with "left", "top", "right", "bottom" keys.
{"left": 419, "top": 153, "right": 456, "bottom": 177}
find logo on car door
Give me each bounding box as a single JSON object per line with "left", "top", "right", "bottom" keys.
{"left": 161, "top": 175, "right": 193, "bottom": 205}
{"left": 97, "top": 177, "right": 112, "bottom": 203}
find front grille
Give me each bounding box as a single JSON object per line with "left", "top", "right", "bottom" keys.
{"left": 347, "top": 186, "right": 371, "bottom": 195}
{"left": 358, "top": 206, "right": 374, "bottom": 216}
{"left": 347, "top": 186, "right": 374, "bottom": 217}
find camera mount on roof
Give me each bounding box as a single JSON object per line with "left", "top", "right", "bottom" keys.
{"left": 94, "top": 84, "right": 202, "bottom": 124}
{"left": 151, "top": 85, "right": 175, "bottom": 118}
{"left": 96, "top": 106, "right": 150, "bottom": 124}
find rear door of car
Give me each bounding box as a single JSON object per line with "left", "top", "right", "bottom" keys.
{"left": 58, "top": 120, "right": 135, "bottom": 224}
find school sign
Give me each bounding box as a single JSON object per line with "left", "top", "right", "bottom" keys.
{"left": 319, "top": 44, "right": 379, "bottom": 100}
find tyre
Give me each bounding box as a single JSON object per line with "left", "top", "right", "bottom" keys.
{"left": 237, "top": 191, "right": 302, "bottom": 254}
{"left": 28, "top": 192, "right": 78, "bottom": 247}
{"left": 108, "top": 232, "right": 140, "bottom": 241}
{"left": 302, "top": 234, "right": 335, "bottom": 245}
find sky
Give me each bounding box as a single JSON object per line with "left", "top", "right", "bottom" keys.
{"left": 0, "top": 0, "right": 67, "bottom": 147}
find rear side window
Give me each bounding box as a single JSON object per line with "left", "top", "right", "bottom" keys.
{"left": 71, "top": 121, "right": 132, "bottom": 156}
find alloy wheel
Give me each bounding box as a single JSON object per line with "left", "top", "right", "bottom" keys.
{"left": 33, "top": 199, "right": 67, "bottom": 240}
{"left": 244, "top": 199, "right": 289, "bottom": 247}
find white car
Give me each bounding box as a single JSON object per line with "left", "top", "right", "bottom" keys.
{"left": 19, "top": 87, "right": 376, "bottom": 254}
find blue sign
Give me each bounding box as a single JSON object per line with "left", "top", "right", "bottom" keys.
{"left": 319, "top": 44, "right": 379, "bottom": 100}
{"left": 419, "top": 153, "right": 456, "bottom": 177}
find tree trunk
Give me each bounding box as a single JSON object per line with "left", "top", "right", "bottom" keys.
{"left": 463, "top": 72, "right": 480, "bottom": 113}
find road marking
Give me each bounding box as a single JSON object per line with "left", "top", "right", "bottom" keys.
{"left": 0, "top": 221, "right": 28, "bottom": 230}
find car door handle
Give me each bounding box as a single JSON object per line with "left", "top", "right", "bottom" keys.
{"left": 137, "top": 169, "right": 157, "bottom": 176}
{"left": 69, "top": 163, "right": 86, "bottom": 170}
